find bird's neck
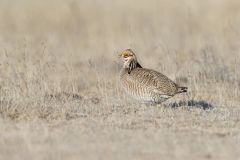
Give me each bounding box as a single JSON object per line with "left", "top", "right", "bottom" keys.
{"left": 123, "top": 59, "right": 142, "bottom": 74}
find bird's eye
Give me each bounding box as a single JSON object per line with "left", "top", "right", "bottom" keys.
{"left": 123, "top": 55, "right": 128, "bottom": 58}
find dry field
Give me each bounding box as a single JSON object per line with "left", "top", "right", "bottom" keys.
{"left": 0, "top": 0, "right": 240, "bottom": 160}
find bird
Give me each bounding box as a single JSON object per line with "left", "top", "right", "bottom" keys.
{"left": 119, "top": 49, "right": 187, "bottom": 104}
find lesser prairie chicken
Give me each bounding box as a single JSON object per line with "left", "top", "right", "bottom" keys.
{"left": 119, "top": 49, "right": 187, "bottom": 104}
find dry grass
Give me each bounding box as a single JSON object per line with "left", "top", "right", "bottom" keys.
{"left": 0, "top": 0, "right": 240, "bottom": 160}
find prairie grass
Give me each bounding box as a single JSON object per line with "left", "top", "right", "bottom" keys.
{"left": 0, "top": 0, "right": 240, "bottom": 160}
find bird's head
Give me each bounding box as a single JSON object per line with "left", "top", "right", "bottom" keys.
{"left": 119, "top": 49, "right": 137, "bottom": 66}
{"left": 119, "top": 49, "right": 140, "bottom": 73}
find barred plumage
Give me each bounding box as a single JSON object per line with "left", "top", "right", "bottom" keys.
{"left": 119, "top": 49, "right": 187, "bottom": 104}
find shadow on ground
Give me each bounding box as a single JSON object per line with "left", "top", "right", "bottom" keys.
{"left": 169, "top": 100, "right": 213, "bottom": 110}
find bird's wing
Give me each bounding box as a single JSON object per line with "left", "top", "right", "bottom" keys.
{"left": 130, "top": 68, "right": 178, "bottom": 95}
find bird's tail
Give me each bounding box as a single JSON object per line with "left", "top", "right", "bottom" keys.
{"left": 177, "top": 86, "right": 188, "bottom": 93}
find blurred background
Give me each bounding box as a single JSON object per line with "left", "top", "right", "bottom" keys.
{"left": 0, "top": 0, "right": 240, "bottom": 60}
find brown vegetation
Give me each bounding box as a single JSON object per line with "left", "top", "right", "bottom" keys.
{"left": 0, "top": 0, "right": 240, "bottom": 159}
